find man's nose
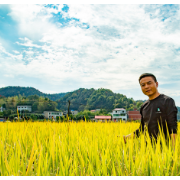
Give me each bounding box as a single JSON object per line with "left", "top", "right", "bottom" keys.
{"left": 144, "top": 84, "right": 149, "bottom": 88}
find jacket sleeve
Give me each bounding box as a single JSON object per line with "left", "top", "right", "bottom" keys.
{"left": 133, "top": 107, "right": 144, "bottom": 137}
{"left": 165, "top": 98, "right": 178, "bottom": 134}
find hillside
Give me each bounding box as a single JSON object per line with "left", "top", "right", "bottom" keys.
{"left": 57, "top": 88, "right": 143, "bottom": 112}
{"left": 0, "top": 86, "right": 66, "bottom": 101}
{"left": 1, "top": 86, "right": 180, "bottom": 116}
{"left": 0, "top": 87, "right": 143, "bottom": 113}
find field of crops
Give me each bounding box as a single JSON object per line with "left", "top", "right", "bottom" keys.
{"left": 0, "top": 121, "right": 180, "bottom": 176}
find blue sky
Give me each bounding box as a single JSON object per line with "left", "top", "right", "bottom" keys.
{"left": 1, "top": 4, "right": 180, "bottom": 105}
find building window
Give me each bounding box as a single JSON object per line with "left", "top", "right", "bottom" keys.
{"left": 51, "top": 113, "right": 59, "bottom": 115}
{"left": 113, "top": 114, "right": 121, "bottom": 116}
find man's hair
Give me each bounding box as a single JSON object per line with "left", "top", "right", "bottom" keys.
{"left": 139, "top": 73, "right": 157, "bottom": 83}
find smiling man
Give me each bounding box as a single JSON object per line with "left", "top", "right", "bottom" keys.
{"left": 123, "top": 73, "right": 178, "bottom": 147}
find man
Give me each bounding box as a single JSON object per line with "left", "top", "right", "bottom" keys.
{"left": 123, "top": 73, "right": 178, "bottom": 147}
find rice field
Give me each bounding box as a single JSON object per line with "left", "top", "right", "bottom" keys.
{"left": 0, "top": 121, "right": 179, "bottom": 176}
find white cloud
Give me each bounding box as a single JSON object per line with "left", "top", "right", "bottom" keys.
{"left": 8, "top": 4, "right": 58, "bottom": 41}
{"left": 13, "top": 50, "right": 20, "bottom": 54}
{"left": 1, "top": 4, "right": 180, "bottom": 105}
{"left": 16, "top": 37, "right": 41, "bottom": 48}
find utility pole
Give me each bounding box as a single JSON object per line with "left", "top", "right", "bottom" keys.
{"left": 68, "top": 100, "right": 70, "bottom": 117}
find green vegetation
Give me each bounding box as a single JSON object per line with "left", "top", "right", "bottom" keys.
{"left": 57, "top": 88, "right": 144, "bottom": 112}
{"left": 0, "top": 86, "right": 66, "bottom": 101}
{"left": 71, "top": 109, "right": 111, "bottom": 121}
{"left": 0, "top": 94, "right": 58, "bottom": 119}
{"left": 1, "top": 87, "right": 180, "bottom": 120}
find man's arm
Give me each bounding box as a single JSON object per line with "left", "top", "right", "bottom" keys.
{"left": 123, "top": 115, "right": 144, "bottom": 143}
{"left": 123, "top": 133, "right": 135, "bottom": 143}
{"left": 165, "top": 98, "right": 178, "bottom": 149}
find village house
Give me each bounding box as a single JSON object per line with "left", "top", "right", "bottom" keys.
{"left": 94, "top": 115, "right": 111, "bottom": 122}
{"left": 71, "top": 110, "right": 78, "bottom": 115}
{"left": 63, "top": 110, "right": 78, "bottom": 116}
{"left": 127, "top": 109, "right": 141, "bottom": 121}
{"left": 17, "top": 105, "right": 32, "bottom": 112}
{"left": 112, "top": 108, "right": 127, "bottom": 122}
{"left": 44, "top": 111, "right": 63, "bottom": 119}
{"left": 0, "top": 106, "right": 5, "bottom": 112}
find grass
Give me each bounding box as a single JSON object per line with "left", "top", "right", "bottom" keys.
{"left": 0, "top": 121, "right": 179, "bottom": 176}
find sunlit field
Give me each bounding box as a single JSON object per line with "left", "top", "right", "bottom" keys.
{"left": 0, "top": 121, "right": 180, "bottom": 176}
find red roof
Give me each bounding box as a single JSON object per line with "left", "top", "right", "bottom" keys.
{"left": 95, "top": 116, "right": 111, "bottom": 120}
{"left": 128, "top": 111, "right": 141, "bottom": 115}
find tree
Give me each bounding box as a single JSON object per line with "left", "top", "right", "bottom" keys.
{"left": 3, "top": 110, "right": 12, "bottom": 117}
{"left": 32, "top": 102, "right": 38, "bottom": 112}
{"left": 2, "top": 104, "right": 6, "bottom": 108}
{"left": 136, "top": 101, "right": 143, "bottom": 110}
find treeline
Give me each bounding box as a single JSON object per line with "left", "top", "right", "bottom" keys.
{"left": 0, "top": 86, "right": 145, "bottom": 112}
{"left": 57, "top": 88, "right": 144, "bottom": 112}
{"left": 0, "top": 88, "right": 144, "bottom": 114}
{"left": 0, "top": 94, "right": 57, "bottom": 113}
{"left": 1, "top": 87, "right": 180, "bottom": 120}
{"left": 0, "top": 86, "right": 66, "bottom": 101}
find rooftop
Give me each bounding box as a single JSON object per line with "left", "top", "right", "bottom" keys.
{"left": 95, "top": 116, "right": 111, "bottom": 119}
{"left": 113, "top": 108, "right": 126, "bottom": 111}
{"left": 44, "top": 111, "right": 62, "bottom": 113}
{"left": 128, "top": 111, "right": 141, "bottom": 114}
{"left": 17, "top": 105, "right": 31, "bottom": 107}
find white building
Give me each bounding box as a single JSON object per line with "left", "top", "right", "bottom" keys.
{"left": 112, "top": 108, "right": 127, "bottom": 121}
{"left": 0, "top": 106, "right": 5, "bottom": 112}
{"left": 17, "top": 105, "right": 32, "bottom": 112}
{"left": 44, "top": 111, "right": 63, "bottom": 119}
{"left": 71, "top": 110, "right": 78, "bottom": 115}
{"left": 63, "top": 110, "right": 78, "bottom": 116}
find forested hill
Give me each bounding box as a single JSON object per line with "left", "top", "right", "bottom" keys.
{"left": 0, "top": 86, "right": 180, "bottom": 114}
{"left": 0, "top": 86, "right": 144, "bottom": 112}
{"left": 57, "top": 88, "right": 143, "bottom": 112}
{"left": 0, "top": 86, "right": 66, "bottom": 101}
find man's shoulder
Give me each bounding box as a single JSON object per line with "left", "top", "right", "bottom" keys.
{"left": 139, "top": 94, "right": 176, "bottom": 112}
{"left": 142, "top": 99, "right": 150, "bottom": 106}
{"left": 157, "top": 94, "right": 177, "bottom": 112}
{"left": 160, "top": 94, "right": 177, "bottom": 113}
{"left": 159, "top": 94, "right": 175, "bottom": 102}
{"left": 140, "top": 100, "right": 149, "bottom": 112}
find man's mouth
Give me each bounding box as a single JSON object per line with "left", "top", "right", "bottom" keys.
{"left": 146, "top": 90, "right": 151, "bottom": 93}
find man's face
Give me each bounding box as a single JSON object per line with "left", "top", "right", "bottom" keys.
{"left": 139, "top": 76, "right": 158, "bottom": 96}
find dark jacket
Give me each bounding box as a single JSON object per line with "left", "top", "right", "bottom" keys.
{"left": 134, "top": 94, "right": 178, "bottom": 139}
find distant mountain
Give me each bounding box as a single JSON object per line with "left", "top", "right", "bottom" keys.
{"left": 0, "top": 86, "right": 66, "bottom": 101}
{"left": 1, "top": 86, "right": 180, "bottom": 115}
{"left": 0, "top": 86, "right": 144, "bottom": 112}
{"left": 56, "top": 88, "right": 143, "bottom": 112}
